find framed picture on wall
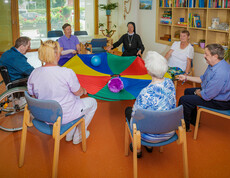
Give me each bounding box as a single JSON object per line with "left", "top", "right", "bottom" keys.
{"left": 139, "top": 0, "right": 153, "bottom": 10}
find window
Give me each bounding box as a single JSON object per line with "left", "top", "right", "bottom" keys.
{"left": 18, "top": 0, "right": 47, "bottom": 49}
{"left": 51, "top": 0, "right": 74, "bottom": 31}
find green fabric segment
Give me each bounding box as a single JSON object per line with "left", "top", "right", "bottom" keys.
{"left": 90, "top": 83, "right": 135, "bottom": 101}
{"left": 107, "top": 53, "right": 136, "bottom": 74}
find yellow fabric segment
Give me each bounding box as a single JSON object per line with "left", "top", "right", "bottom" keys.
{"left": 63, "top": 55, "right": 110, "bottom": 77}
{"left": 122, "top": 72, "right": 172, "bottom": 80}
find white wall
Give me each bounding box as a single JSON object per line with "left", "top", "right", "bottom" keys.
{"left": 115, "top": 0, "right": 208, "bottom": 76}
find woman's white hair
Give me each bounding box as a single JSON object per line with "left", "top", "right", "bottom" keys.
{"left": 144, "top": 51, "right": 168, "bottom": 79}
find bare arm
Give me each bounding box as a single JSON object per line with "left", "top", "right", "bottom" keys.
{"left": 76, "top": 44, "right": 81, "bottom": 54}
{"left": 73, "top": 86, "right": 87, "bottom": 96}
{"left": 164, "top": 49, "right": 174, "bottom": 60}
{"left": 185, "top": 58, "right": 192, "bottom": 74}
{"left": 177, "top": 74, "right": 202, "bottom": 83}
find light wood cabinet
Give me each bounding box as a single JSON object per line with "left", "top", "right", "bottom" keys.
{"left": 156, "top": 0, "right": 230, "bottom": 53}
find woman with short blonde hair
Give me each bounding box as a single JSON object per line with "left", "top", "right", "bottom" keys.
{"left": 27, "top": 40, "right": 97, "bottom": 144}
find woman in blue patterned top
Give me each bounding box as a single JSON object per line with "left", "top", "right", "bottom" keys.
{"left": 125, "top": 51, "right": 176, "bottom": 157}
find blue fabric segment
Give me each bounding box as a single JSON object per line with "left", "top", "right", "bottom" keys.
{"left": 0, "top": 47, "right": 34, "bottom": 81}
{"left": 200, "top": 59, "right": 230, "bottom": 101}
{"left": 198, "top": 105, "right": 230, "bottom": 116}
{"left": 78, "top": 52, "right": 113, "bottom": 75}
{"left": 121, "top": 77, "right": 151, "bottom": 98}
{"left": 32, "top": 115, "right": 84, "bottom": 135}
{"left": 58, "top": 57, "right": 71, "bottom": 66}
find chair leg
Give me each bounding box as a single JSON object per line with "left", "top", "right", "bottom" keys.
{"left": 174, "top": 80, "right": 177, "bottom": 91}
{"left": 19, "top": 117, "right": 28, "bottom": 167}
{"left": 193, "top": 108, "right": 202, "bottom": 140}
{"left": 182, "top": 130, "right": 189, "bottom": 178}
{"left": 52, "top": 136, "right": 60, "bottom": 178}
{"left": 19, "top": 106, "right": 30, "bottom": 167}
{"left": 125, "top": 123, "right": 129, "bottom": 156}
{"left": 133, "top": 131, "right": 138, "bottom": 178}
{"left": 81, "top": 119, "right": 86, "bottom": 152}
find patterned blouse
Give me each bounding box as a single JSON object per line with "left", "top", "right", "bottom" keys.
{"left": 131, "top": 78, "right": 176, "bottom": 143}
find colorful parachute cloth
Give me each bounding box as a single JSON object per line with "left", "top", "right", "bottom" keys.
{"left": 63, "top": 52, "right": 171, "bottom": 101}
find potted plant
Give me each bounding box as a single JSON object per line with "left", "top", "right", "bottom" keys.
{"left": 99, "top": 3, "right": 118, "bottom": 16}
{"left": 105, "top": 24, "right": 116, "bottom": 37}
{"left": 224, "top": 48, "right": 230, "bottom": 63}
{"left": 99, "top": 23, "right": 104, "bottom": 30}
{"left": 199, "top": 39, "right": 205, "bottom": 49}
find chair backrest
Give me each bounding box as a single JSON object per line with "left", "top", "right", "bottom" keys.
{"left": 47, "top": 30, "right": 63, "bottom": 38}
{"left": 91, "top": 38, "right": 107, "bottom": 47}
{"left": 74, "top": 31, "right": 88, "bottom": 36}
{"left": 132, "top": 105, "right": 184, "bottom": 134}
{"left": 24, "top": 91, "right": 63, "bottom": 124}
{"left": 0, "top": 65, "right": 11, "bottom": 85}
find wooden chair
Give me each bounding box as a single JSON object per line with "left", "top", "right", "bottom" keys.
{"left": 19, "top": 91, "right": 87, "bottom": 178}
{"left": 125, "top": 105, "right": 189, "bottom": 178}
{"left": 193, "top": 106, "right": 230, "bottom": 140}
{"left": 86, "top": 38, "right": 107, "bottom": 54}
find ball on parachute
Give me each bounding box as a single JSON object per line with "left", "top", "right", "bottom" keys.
{"left": 108, "top": 77, "right": 124, "bottom": 93}
{"left": 91, "top": 55, "right": 101, "bottom": 67}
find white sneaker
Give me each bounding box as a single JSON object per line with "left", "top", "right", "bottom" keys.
{"left": 73, "top": 130, "right": 90, "bottom": 145}
{"left": 66, "top": 127, "right": 76, "bottom": 142}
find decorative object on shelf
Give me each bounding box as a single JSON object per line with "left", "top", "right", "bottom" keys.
{"left": 211, "top": 17, "right": 220, "bottom": 29}
{"left": 139, "top": 0, "right": 153, "bottom": 10}
{"left": 160, "top": 34, "right": 171, "bottom": 41}
{"left": 99, "top": 2, "right": 118, "bottom": 38}
{"left": 199, "top": 39, "right": 205, "bottom": 49}
{"left": 160, "top": 10, "right": 172, "bottom": 24}
{"left": 124, "top": 0, "right": 132, "bottom": 20}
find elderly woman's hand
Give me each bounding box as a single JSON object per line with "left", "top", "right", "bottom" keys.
{"left": 105, "top": 46, "right": 113, "bottom": 51}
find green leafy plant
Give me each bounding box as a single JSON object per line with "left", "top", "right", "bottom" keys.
{"left": 224, "top": 48, "right": 230, "bottom": 62}
{"left": 99, "top": 23, "right": 104, "bottom": 28}
{"left": 99, "top": 3, "right": 118, "bottom": 10}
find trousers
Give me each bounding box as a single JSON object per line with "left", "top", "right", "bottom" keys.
{"left": 178, "top": 88, "right": 230, "bottom": 130}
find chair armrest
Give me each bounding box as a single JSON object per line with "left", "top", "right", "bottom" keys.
{"left": 6, "top": 78, "right": 28, "bottom": 89}
{"left": 85, "top": 43, "right": 92, "bottom": 53}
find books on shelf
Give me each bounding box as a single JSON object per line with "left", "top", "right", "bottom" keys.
{"left": 189, "top": 0, "right": 205, "bottom": 7}
{"left": 160, "top": 10, "right": 172, "bottom": 24}
{"left": 189, "top": 13, "right": 202, "bottom": 28}
{"left": 208, "top": 0, "right": 230, "bottom": 8}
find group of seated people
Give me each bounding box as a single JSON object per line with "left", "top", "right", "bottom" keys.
{"left": 0, "top": 23, "right": 229, "bottom": 155}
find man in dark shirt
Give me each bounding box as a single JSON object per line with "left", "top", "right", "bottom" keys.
{"left": 0, "top": 36, "right": 34, "bottom": 81}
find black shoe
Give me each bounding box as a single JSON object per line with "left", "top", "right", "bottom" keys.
{"left": 130, "top": 143, "right": 142, "bottom": 158}
{"left": 144, "top": 146, "right": 153, "bottom": 153}
{"left": 186, "top": 128, "right": 192, "bottom": 132}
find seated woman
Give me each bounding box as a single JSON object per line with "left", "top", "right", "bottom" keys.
{"left": 125, "top": 51, "right": 176, "bottom": 157}
{"left": 58, "top": 23, "right": 81, "bottom": 66}
{"left": 165, "top": 30, "right": 194, "bottom": 76}
{"left": 27, "top": 40, "right": 97, "bottom": 144}
{"left": 106, "top": 22, "right": 145, "bottom": 56}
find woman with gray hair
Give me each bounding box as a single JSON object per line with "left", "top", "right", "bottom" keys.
{"left": 125, "top": 51, "right": 176, "bottom": 157}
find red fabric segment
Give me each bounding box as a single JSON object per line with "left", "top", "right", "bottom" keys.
{"left": 120, "top": 56, "right": 148, "bottom": 75}
{"left": 76, "top": 74, "right": 111, "bottom": 95}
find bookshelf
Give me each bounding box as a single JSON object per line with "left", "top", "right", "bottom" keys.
{"left": 156, "top": 0, "right": 230, "bottom": 53}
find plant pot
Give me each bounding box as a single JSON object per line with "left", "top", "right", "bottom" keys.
{"left": 200, "top": 42, "right": 205, "bottom": 49}
{"left": 106, "top": 10, "right": 111, "bottom": 16}
{"left": 99, "top": 27, "right": 104, "bottom": 31}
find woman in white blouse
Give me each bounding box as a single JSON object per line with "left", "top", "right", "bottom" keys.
{"left": 165, "top": 30, "right": 194, "bottom": 76}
